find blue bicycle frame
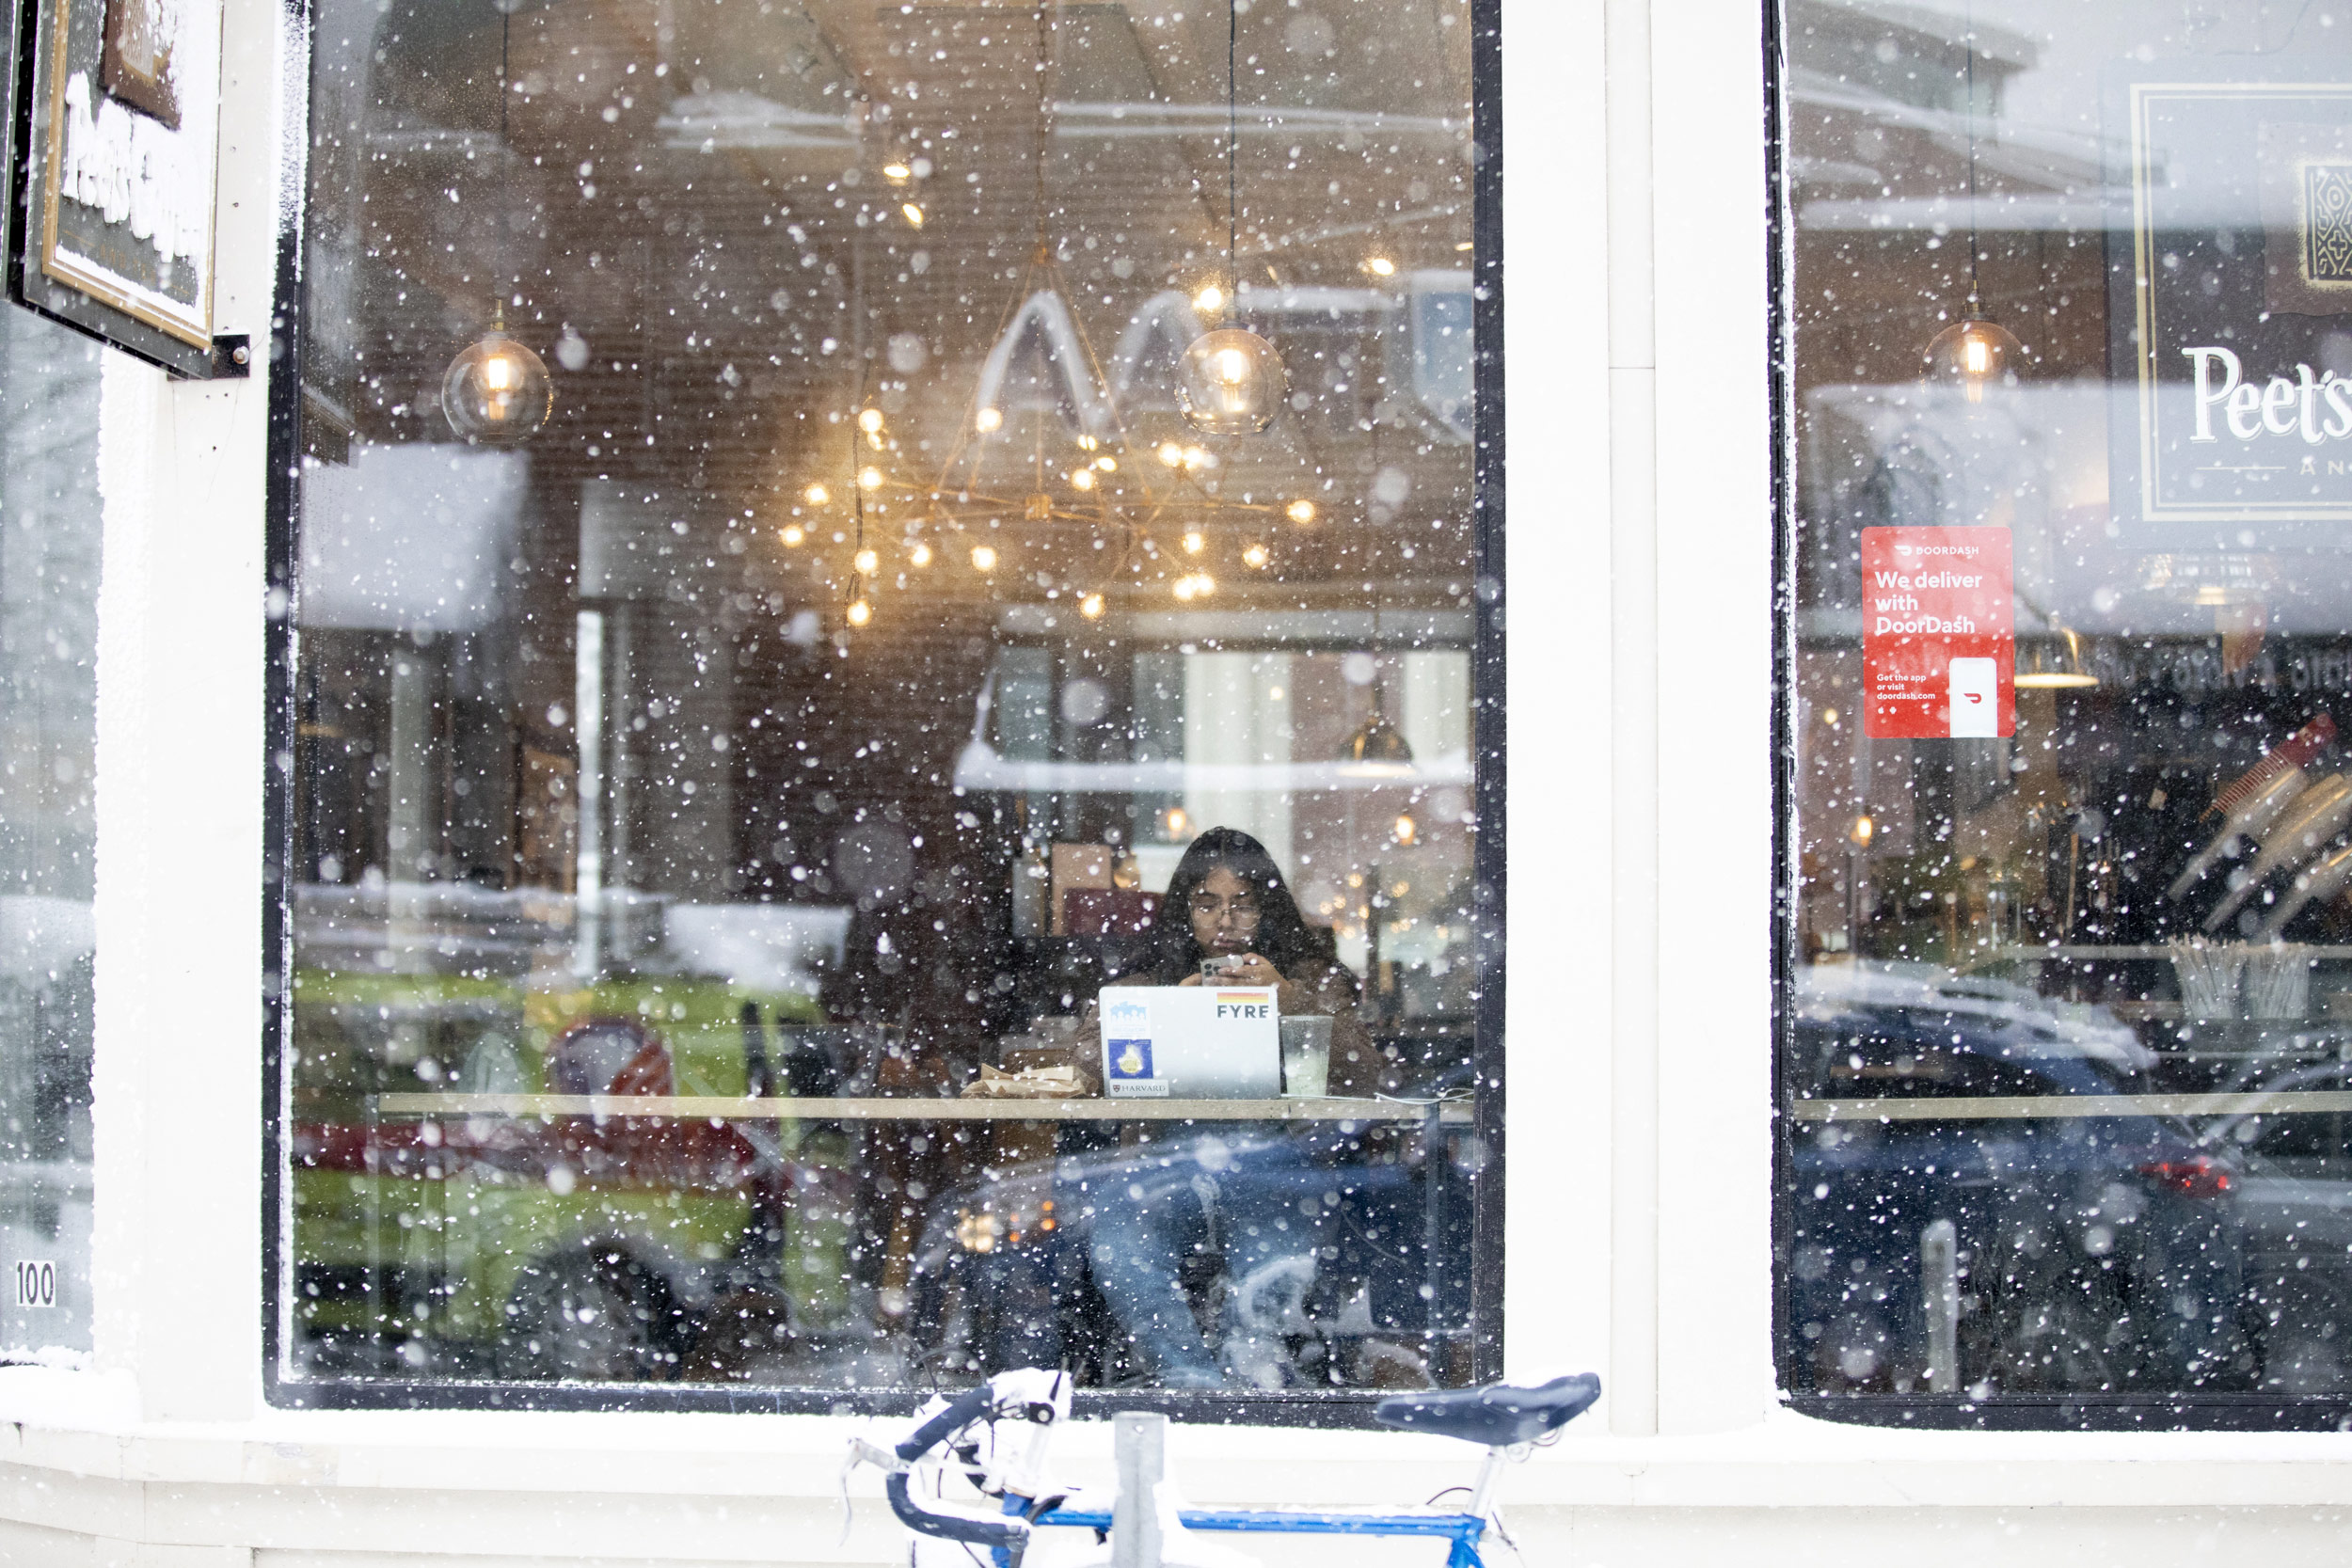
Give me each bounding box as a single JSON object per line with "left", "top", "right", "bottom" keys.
{"left": 1030, "top": 1503, "right": 1490, "bottom": 1568}
{"left": 866, "top": 1370, "right": 1598, "bottom": 1568}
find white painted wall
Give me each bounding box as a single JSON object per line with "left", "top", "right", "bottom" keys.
{"left": 87, "top": 0, "right": 289, "bottom": 1427}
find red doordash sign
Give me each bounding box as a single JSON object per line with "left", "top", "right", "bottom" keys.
{"left": 1861, "top": 527, "right": 2013, "bottom": 739}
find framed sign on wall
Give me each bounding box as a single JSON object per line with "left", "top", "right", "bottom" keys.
{"left": 2105, "top": 68, "right": 2352, "bottom": 540}
{"left": 5, "top": 0, "right": 246, "bottom": 377}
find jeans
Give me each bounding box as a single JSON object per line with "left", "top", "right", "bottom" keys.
{"left": 1086, "top": 1134, "right": 1346, "bottom": 1387}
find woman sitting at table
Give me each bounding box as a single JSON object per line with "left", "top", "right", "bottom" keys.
{"left": 1080, "top": 827, "right": 1391, "bottom": 1387}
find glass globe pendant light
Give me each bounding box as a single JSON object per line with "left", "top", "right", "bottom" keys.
{"left": 1920, "top": 3, "right": 2026, "bottom": 405}
{"left": 1179, "top": 328, "right": 1285, "bottom": 436}
{"left": 444, "top": 308, "right": 552, "bottom": 447}
{"left": 1924, "top": 288, "right": 2024, "bottom": 404}
{"left": 442, "top": 0, "right": 553, "bottom": 447}
{"left": 1179, "top": 0, "right": 1282, "bottom": 436}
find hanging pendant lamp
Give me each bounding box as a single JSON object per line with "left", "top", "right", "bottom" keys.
{"left": 443, "top": 0, "right": 552, "bottom": 447}
{"left": 1338, "top": 703, "right": 1416, "bottom": 778}
{"left": 1337, "top": 611, "right": 1415, "bottom": 778}
{"left": 2013, "top": 624, "right": 2099, "bottom": 689}
{"left": 1178, "top": 0, "right": 1283, "bottom": 436}
{"left": 1920, "top": 7, "right": 2024, "bottom": 404}
{"left": 444, "top": 306, "right": 552, "bottom": 446}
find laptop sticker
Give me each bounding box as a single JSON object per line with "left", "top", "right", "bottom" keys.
{"left": 1104, "top": 996, "right": 1164, "bottom": 1096}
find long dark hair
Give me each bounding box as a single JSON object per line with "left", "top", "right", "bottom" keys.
{"left": 1142, "top": 827, "right": 1341, "bottom": 984}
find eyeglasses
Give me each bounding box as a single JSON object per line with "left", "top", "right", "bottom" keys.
{"left": 1187, "top": 893, "right": 1263, "bottom": 922}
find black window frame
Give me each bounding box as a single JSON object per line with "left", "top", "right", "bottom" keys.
{"left": 258, "top": 0, "right": 1508, "bottom": 1423}
{"left": 1765, "top": 0, "right": 2352, "bottom": 1433}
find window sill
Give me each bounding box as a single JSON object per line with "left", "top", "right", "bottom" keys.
{"left": 3, "top": 1370, "right": 2351, "bottom": 1513}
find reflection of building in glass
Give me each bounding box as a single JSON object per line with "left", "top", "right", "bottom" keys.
{"left": 0, "top": 309, "right": 103, "bottom": 1363}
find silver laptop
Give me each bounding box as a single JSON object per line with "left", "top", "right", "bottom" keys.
{"left": 1098, "top": 985, "right": 1280, "bottom": 1099}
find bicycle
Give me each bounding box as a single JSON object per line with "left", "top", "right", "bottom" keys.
{"left": 847, "top": 1366, "right": 1601, "bottom": 1568}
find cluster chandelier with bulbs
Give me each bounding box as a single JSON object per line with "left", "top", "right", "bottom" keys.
{"left": 792, "top": 0, "right": 1309, "bottom": 633}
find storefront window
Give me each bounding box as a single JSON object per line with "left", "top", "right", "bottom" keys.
{"left": 0, "top": 309, "right": 103, "bottom": 1366}
{"left": 1781, "top": 0, "right": 2352, "bottom": 1420}
{"left": 277, "top": 0, "right": 1491, "bottom": 1404}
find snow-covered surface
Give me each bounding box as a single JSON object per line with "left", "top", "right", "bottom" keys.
{"left": 59, "top": 71, "right": 210, "bottom": 268}
{"left": 0, "top": 895, "right": 93, "bottom": 990}
{"left": 297, "top": 444, "right": 528, "bottom": 632}
{"left": 1797, "top": 958, "right": 2157, "bottom": 1069}
{"left": 661, "top": 902, "right": 850, "bottom": 996}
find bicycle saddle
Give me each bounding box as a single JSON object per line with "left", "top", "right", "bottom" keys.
{"left": 1374, "top": 1372, "right": 1601, "bottom": 1448}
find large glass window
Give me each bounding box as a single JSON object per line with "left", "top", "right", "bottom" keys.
{"left": 0, "top": 309, "right": 103, "bottom": 1367}
{"left": 277, "top": 0, "right": 1492, "bottom": 1406}
{"left": 1780, "top": 0, "right": 2352, "bottom": 1422}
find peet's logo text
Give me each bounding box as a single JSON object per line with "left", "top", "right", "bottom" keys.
{"left": 2185, "top": 345, "right": 2352, "bottom": 443}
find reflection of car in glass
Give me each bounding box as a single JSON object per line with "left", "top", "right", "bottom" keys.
{"left": 1787, "top": 963, "right": 2247, "bottom": 1396}
{"left": 291, "top": 1008, "right": 856, "bottom": 1381}
{"left": 898, "top": 1105, "right": 1475, "bottom": 1390}
{"left": 2198, "top": 1059, "right": 2352, "bottom": 1393}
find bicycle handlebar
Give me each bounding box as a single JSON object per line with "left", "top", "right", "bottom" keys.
{"left": 885, "top": 1471, "right": 1033, "bottom": 1558}
{"left": 895, "top": 1383, "right": 998, "bottom": 1464}
{"left": 862, "top": 1370, "right": 1073, "bottom": 1567}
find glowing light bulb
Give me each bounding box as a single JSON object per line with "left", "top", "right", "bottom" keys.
{"left": 1178, "top": 328, "right": 1284, "bottom": 436}
{"left": 1393, "top": 812, "right": 1417, "bottom": 846}
{"left": 1363, "top": 256, "right": 1397, "bottom": 277}
{"left": 858, "top": 466, "right": 884, "bottom": 491}
{"left": 882, "top": 161, "right": 914, "bottom": 183}
{"left": 1195, "top": 574, "right": 1215, "bottom": 597}
{"left": 1157, "top": 442, "right": 1184, "bottom": 467}
{"left": 1183, "top": 446, "right": 1208, "bottom": 469}
{"left": 804, "top": 483, "right": 831, "bottom": 506}
{"left": 1286, "top": 499, "right": 1316, "bottom": 524}
{"left": 971, "top": 544, "right": 998, "bottom": 571}
{"left": 858, "top": 407, "right": 884, "bottom": 434}
{"left": 910, "top": 541, "right": 933, "bottom": 567}
{"left": 1242, "top": 542, "right": 1271, "bottom": 569}
{"left": 1182, "top": 530, "right": 1205, "bottom": 554}
{"left": 1850, "top": 815, "right": 1875, "bottom": 847}
{"left": 1164, "top": 806, "right": 1189, "bottom": 839}
{"left": 1070, "top": 468, "right": 1096, "bottom": 491}
{"left": 853, "top": 547, "right": 880, "bottom": 574}
{"left": 902, "top": 203, "right": 925, "bottom": 228}
{"left": 1079, "top": 592, "right": 1105, "bottom": 619}
{"left": 976, "top": 407, "right": 1003, "bottom": 434}
{"left": 846, "top": 597, "right": 873, "bottom": 627}
{"left": 1194, "top": 283, "right": 1226, "bottom": 313}
{"left": 1922, "top": 316, "right": 2026, "bottom": 404}
{"left": 781, "top": 524, "right": 805, "bottom": 546}
{"left": 1094, "top": 455, "right": 1116, "bottom": 472}
{"left": 441, "top": 330, "right": 552, "bottom": 447}
{"left": 1172, "top": 576, "right": 1198, "bottom": 602}
{"left": 1077, "top": 434, "right": 1099, "bottom": 451}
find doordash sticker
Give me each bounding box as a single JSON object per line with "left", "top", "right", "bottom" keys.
{"left": 1861, "top": 527, "right": 2013, "bottom": 739}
